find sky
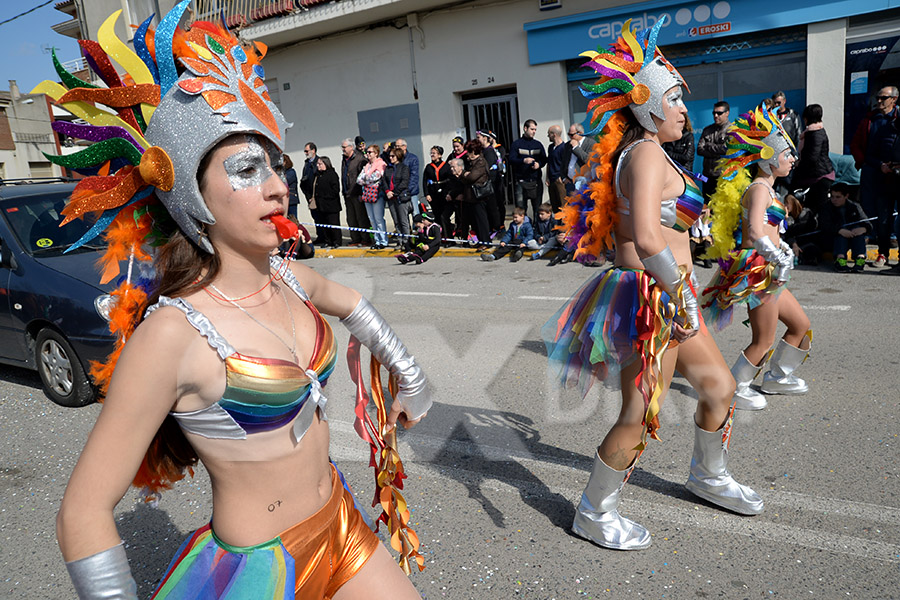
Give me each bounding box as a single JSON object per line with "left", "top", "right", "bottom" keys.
{"left": 0, "top": 1, "right": 81, "bottom": 94}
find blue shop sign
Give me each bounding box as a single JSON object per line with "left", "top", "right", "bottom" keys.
{"left": 524, "top": 0, "right": 896, "bottom": 65}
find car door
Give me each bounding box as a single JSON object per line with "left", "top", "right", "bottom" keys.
{"left": 0, "top": 227, "right": 28, "bottom": 364}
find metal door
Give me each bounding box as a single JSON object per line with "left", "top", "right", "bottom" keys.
{"left": 462, "top": 91, "right": 519, "bottom": 210}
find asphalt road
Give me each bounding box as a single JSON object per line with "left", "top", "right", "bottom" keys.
{"left": 2, "top": 256, "right": 899, "bottom": 599}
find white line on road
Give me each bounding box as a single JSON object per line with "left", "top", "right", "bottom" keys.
{"left": 800, "top": 305, "right": 851, "bottom": 311}
{"left": 518, "top": 296, "right": 570, "bottom": 301}
{"left": 394, "top": 291, "right": 471, "bottom": 297}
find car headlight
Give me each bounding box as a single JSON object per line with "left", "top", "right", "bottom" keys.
{"left": 94, "top": 294, "right": 114, "bottom": 322}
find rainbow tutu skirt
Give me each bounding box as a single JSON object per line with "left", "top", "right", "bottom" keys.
{"left": 700, "top": 248, "right": 781, "bottom": 331}
{"left": 151, "top": 524, "right": 294, "bottom": 600}
{"left": 542, "top": 268, "right": 674, "bottom": 397}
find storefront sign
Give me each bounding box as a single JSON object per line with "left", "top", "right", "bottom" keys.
{"left": 524, "top": 0, "right": 894, "bottom": 65}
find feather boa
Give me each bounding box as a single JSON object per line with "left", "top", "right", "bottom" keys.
{"left": 706, "top": 167, "right": 751, "bottom": 260}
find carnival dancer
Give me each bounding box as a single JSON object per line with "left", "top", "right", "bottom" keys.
{"left": 701, "top": 105, "right": 811, "bottom": 411}
{"left": 41, "top": 3, "right": 429, "bottom": 598}
{"left": 543, "top": 18, "right": 763, "bottom": 551}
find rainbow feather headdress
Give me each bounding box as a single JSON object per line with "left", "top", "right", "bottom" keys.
{"left": 32, "top": 0, "right": 289, "bottom": 270}
{"left": 719, "top": 104, "right": 796, "bottom": 179}
{"left": 579, "top": 17, "right": 687, "bottom": 135}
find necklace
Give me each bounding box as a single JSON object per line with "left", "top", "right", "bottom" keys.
{"left": 207, "top": 282, "right": 297, "bottom": 363}
{"left": 201, "top": 258, "right": 291, "bottom": 304}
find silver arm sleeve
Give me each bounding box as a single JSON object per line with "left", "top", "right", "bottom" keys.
{"left": 641, "top": 246, "right": 699, "bottom": 329}
{"left": 65, "top": 542, "right": 137, "bottom": 600}
{"left": 341, "top": 296, "right": 432, "bottom": 421}
{"left": 754, "top": 236, "right": 792, "bottom": 282}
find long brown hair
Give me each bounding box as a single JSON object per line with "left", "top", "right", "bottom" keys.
{"left": 612, "top": 109, "right": 646, "bottom": 170}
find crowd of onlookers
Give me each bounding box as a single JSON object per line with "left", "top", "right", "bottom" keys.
{"left": 282, "top": 87, "right": 899, "bottom": 274}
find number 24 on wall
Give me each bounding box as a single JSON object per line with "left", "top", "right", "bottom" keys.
{"left": 472, "top": 76, "right": 495, "bottom": 86}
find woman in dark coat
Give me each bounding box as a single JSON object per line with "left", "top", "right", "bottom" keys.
{"left": 312, "top": 156, "right": 343, "bottom": 248}
{"left": 423, "top": 145, "right": 453, "bottom": 241}
{"left": 459, "top": 139, "right": 492, "bottom": 247}
{"left": 793, "top": 103, "right": 835, "bottom": 215}
{"left": 662, "top": 113, "right": 695, "bottom": 169}
{"left": 383, "top": 147, "right": 411, "bottom": 244}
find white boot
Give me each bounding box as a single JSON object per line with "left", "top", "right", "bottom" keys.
{"left": 572, "top": 451, "right": 652, "bottom": 550}
{"left": 731, "top": 352, "right": 767, "bottom": 410}
{"left": 760, "top": 337, "right": 810, "bottom": 395}
{"left": 685, "top": 413, "right": 764, "bottom": 515}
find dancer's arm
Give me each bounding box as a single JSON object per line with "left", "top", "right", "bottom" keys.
{"left": 58, "top": 310, "right": 195, "bottom": 596}
{"left": 746, "top": 185, "right": 791, "bottom": 283}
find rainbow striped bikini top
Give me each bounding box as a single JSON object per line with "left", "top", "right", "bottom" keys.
{"left": 615, "top": 139, "right": 706, "bottom": 233}
{"left": 144, "top": 260, "right": 337, "bottom": 443}
{"left": 741, "top": 181, "right": 787, "bottom": 227}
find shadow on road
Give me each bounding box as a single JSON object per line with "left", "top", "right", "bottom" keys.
{"left": 0, "top": 363, "right": 43, "bottom": 391}
{"left": 119, "top": 502, "right": 190, "bottom": 597}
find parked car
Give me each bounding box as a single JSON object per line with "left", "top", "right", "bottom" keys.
{"left": 0, "top": 180, "right": 116, "bottom": 407}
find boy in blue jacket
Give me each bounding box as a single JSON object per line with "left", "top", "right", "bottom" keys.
{"left": 481, "top": 207, "right": 533, "bottom": 262}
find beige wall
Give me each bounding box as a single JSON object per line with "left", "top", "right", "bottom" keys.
{"left": 807, "top": 19, "right": 848, "bottom": 145}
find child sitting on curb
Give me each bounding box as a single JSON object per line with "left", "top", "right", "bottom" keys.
{"left": 818, "top": 182, "right": 870, "bottom": 272}
{"left": 397, "top": 210, "right": 442, "bottom": 265}
{"left": 481, "top": 207, "right": 533, "bottom": 262}
{"left": 532, "top": 203, "right": 557, "bottom": 248}
{"left": 530, "top": 226, "right": 570, "bottom": 265}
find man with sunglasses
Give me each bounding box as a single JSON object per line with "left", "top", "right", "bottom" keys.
{"left": 851, "top": 86, "right": 899, "bottom": 268}
{"left": 698, "top": 101, "right": 732, "bottom": 200}
{"left": 772, "top": 91, "right": 801, "bottom": 148}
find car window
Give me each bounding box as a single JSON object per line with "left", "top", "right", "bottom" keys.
{"left": 0, "top": 191, "right": 106, "bottom": 257}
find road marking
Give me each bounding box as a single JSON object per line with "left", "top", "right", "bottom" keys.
{"left": 801, "top": 305, "right": 851, "bottom": 311}
{"left": 394, "top": 291, "right": 471, "bottom": 297}
{"left": 328, "top": 420, "right": 900, "bottom": 562}
{"left": 518, "top": 295, "right": 570, "bottom": 301}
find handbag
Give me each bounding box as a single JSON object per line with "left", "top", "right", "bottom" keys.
{"left": 471, "top": 178, "right": 494, "bottom": 199}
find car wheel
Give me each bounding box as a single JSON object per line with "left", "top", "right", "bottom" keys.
{"left": 34, "top": 328, "right": 95, "bottom": 407}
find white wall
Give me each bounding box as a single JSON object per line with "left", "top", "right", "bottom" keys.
{"left": 807, "top": 19, "right": 847, "bottom": 145}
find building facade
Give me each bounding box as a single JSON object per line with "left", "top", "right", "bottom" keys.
{"left": 0, "top": 82, "right": 62, "bottom": 181}
{"left": 72, "top": 0, "right": 900, "bottom": 182}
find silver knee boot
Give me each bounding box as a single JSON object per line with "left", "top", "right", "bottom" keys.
{"left": 685, "top": 412, "right": 764, "bottom": 515}
{"left": 572, "top": 451, "right": 652, "bottom": 550}
{"left": 731, "top": 352, "right": 767, "bottom": 411}
{"left": 760, "top": 335, "right": 810, "bottom": 395}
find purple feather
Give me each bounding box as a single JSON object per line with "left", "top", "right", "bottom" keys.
{"left": 52, "top": 121, "right": 145, "bottom": 151}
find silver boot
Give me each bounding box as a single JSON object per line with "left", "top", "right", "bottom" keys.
{"left": 685, "top": 413, "right": 764, "bottom": 515}
{"left": 731, "top": 352, "right": 767, "bottom": 411}
{"left": 572, "top": 452, "right": 652, "bottom": 550}
{"left": 760, "top": 337, "right": 810, "bottom": 395}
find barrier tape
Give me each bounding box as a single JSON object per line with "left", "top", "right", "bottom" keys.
{"left": 299, "top": 222, "right": 506, "bottom": 247}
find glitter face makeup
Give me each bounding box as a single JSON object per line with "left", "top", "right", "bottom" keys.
{"left": 223, "top": 136, "right": 284, "bottom": 191}
{"left": 666, "top": 88, "right": 685, "bottom": 109}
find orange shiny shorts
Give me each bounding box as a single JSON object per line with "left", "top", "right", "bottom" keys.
{"left": 281, "top": 466, "right": 379, "bottom": 599}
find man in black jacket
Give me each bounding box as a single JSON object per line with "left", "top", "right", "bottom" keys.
{"left": 509, "top": 119, "right": 547, "bottom": 219}
{"left": 697, "top": 101, "right": 731, "bottom": 199}
{"left": 340, "top": 138, "right": 370, "bottom": 246}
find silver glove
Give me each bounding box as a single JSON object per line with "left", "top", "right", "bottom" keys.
{"left": 342, "top": 296, "right": 431, "bottom": 421}
{"left": 65, "top": 542, "right": 137, "bottom": 600}
{"left": 754, "top": 236, "right": 792, "bottom": 282}
{"left": 641, "top": 246, "right": 699, "bottom": 329}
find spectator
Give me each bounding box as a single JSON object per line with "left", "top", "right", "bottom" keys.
{"left": 423, "top": 145, "right": 453, "bottom": 240}
{"left": 357, "top": 144, "right": 388, "bottom": 248}
{"left": 662, "top": 113, "right": 695, "bottom": 169}
{"left": 383, "top": 147, "right": 411, "bottom": 245}
{"left": 458, "top": 139, "right": 492, "bottom": 247}
{"left": 340, "top": 138, "right": 370, "bottom": 247}
{"left": 697, "top": 101, "right": 731, "bottom": 199}
{"left": 283, "top": 153, "right": 299, "bottom": 219}
{"left": 476, "top": 129, "right": 504, "bottom": 232}
{"left": 782, "top": 192, "right": 820, "bottom": 265}
{"left": 560, "top": 122, "right": 597, "bottom": 193}
{"left": 397, "top": 211, "right": 442, "bottom": 265}
{"left": 355, "top": 135, "right": 366, "bottom": 153}
{"left": 689, "top": 206, "right": 713, "bottom": 268}
{"left": 546, "top": 125, "right": 565, "bottom": 212}
{"left": 530, "top": 225, "right": 570, "bottom": 264}
{"left": 772, "top": 91, "right": 801, "bottom": 148}
{"left": 477, "top": 128, "right": 507, "bottom": 228}
{"left": 878, "top": 118, "right": 900, "bottom": 275}
{"left": 300, "top": 142, "right": 321, "bottom": 241}
{"left": 532, "top": 202, "right": 556, "bottom": 247}
{"left": 311, "top": 156, "right": 342, "bottom": 248}
{"left": 819, "top": 182, "right": 870, "bottom": 272}
{"left": 850, "top": 85, "right": 899, "bottom": 267}
{"left": 396, "top": 138, "right": 420, "bottom": 216}
{"left": 448, "top": 136, "right": 467, "bottom": 162}
{"left": 793, "top": 103, "right": 835, "bottom": 215}
{"left": 446, "top": 158, "right": 467, "bottom": 242}
{"left": 509, "top": 119, "right": 547, "bottom": 219}
{"left": 481, "top": 207, "right": 532, "bottom": 261}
